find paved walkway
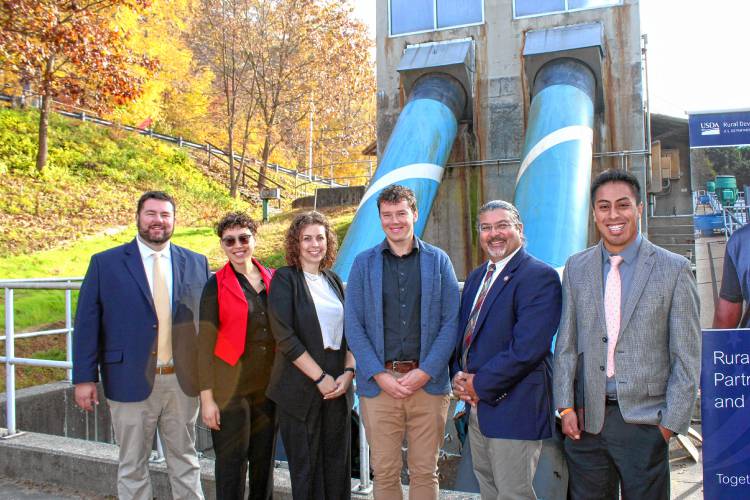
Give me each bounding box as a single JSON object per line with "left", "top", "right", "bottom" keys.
{"left": 0, "top": 476, "right": 110, "bottom": 499}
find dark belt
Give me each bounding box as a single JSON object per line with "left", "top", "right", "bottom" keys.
{"left": 156, "top": 365, "right": 175, "bottom": 375}
{"left": 385, "top": 360, "right": 419, "bottom": 374}
{"left": 605, "top": 395, "right": 618, "bottom": 406}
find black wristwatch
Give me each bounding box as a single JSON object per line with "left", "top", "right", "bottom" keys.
{"left": 344, "top": 367, "right": 356, "bottom": 376}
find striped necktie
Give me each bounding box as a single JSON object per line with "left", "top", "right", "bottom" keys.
{"left": 461, "top": 263, "right": 496, "bottom": 369}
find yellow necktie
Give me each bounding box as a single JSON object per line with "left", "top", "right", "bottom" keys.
{"left": 153, "top": 251, "right": 172, "bottom": 364}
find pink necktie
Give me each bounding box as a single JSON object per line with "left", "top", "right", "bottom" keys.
{"left": 605, "top": 255, "right": 624, "bottom": 377}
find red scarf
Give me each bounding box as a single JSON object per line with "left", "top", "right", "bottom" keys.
{"left": 214, "top": 258, "right": 274, "bottom": 366}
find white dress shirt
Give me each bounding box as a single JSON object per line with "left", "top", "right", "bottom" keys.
{"left": 136, "top": 236, "right": 173, "bottom": 305}
{"left": 470, "top": 246, "right": 522, "bottom": 311}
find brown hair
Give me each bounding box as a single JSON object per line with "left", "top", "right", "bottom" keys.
{"left": 376, "top": 184, "right": 417, "bottom": 213}
{"left": 137, "top": 191, "right": 175, "bottom": 214}
{"left": 214, "top": 211, "right": 259, "bottom": 238}
{"left": 284, "top": 211, "right": 338, "bottom": 269}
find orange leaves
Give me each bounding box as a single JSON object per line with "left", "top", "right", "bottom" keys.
{"left": 1, "top": 0, "right": 156, "bottom": 113}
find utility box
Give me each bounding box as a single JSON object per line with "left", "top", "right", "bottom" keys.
{"left": 260, "top": 188, "right": 281, "bottom": 200}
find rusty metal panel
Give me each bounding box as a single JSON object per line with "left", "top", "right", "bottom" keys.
{"left": 664, "top": 148, "right": 681, "bottom": 179}
{"left": 398, "top": 39, "right": 475, "bottom": 121}
{"left": 661, "top": 151, "right": 672, "bottom": 184}
{"left": 650, "top": 140, "right": 662, "bottom": 192}
{"left": 523, "top": 23, "right": 604, "bottom": 110}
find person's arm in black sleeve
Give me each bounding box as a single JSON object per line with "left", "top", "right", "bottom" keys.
{"left": 198, "top": 277, "right": 222, "bottom": 429}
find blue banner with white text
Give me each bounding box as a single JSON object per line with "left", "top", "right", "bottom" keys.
{"left": 702, "top": 329, "right": 750, "bottom": 498}
{"left": 689, "top": 110, "right": 750, "bottom": 148}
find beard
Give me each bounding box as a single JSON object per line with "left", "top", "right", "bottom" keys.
{"left": 137, "top": 218, "right": 173, "bottom": 245}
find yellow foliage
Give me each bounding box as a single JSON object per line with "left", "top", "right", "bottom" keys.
{"left": 108, "top": 0, "right": 215, "bottom": 139}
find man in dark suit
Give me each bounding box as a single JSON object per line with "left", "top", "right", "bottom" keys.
{"left": 73, "top": 191, "right": 210, "bottom": 500}
{"left": 452, "top": 200, "right": 562, "bottom": 499}
{"left": 553, "top": 170, "right": 700, "bottom": 499}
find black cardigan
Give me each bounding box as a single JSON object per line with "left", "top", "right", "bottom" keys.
{"left": 265, "top": 266, "right": 353, "bottom": 420}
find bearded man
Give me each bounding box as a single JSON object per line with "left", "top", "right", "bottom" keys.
{"left": 73, "top": 191, "right": 210, "bottom": 500}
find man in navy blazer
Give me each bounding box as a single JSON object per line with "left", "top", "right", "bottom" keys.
{"left": 73, "top": 191, "right": 210, "bottom": 500}
{"left": 346, "top": 184, "right": 459, "bottom": 499}
{"left": 452, "top": 200, "right": 562, "bottom": 499}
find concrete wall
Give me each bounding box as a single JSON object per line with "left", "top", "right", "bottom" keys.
{"left": 292, "top": 186, "right": 365, "bottom": 209}
{"left": 0, "top": 382, "right": 113, "bottom": 443}
{"left": 375, "top": 0, "right": 645, "bottom": 278}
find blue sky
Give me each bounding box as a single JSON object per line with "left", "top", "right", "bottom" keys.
{"left": 353, "top": 0, "right": 749, "bottom": 118}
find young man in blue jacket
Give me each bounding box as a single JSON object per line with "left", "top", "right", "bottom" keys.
{"left": 345, "top": 184, "right": 459, "bottom": 499}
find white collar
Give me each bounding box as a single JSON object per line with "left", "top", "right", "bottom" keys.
{"left": 487, "top": 245, "right": 521, "bottom": 273}
{"left": 136, "top": 235, "right": 172, "bottom": 259}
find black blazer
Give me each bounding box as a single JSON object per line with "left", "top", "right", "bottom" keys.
{"left": 266, "top": 266, "right": 353, "bottom": 421}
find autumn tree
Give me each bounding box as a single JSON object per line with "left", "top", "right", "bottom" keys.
{"left": 0, "top": 0, "right": 156, "bottom": 172}
{"left": 276, "top": 5, "right": 375, "bottom": 185}
{"left": 112, "top": 0, "right": 215, "bottom": 139}
{"left": 245, "top": 0, "right": 373, "bottom": 189}
{"left": 193, "top": 0, "right": 260, "bottom": 198}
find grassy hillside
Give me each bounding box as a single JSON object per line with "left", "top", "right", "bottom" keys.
{"left": 0, "top": 107, "right": 251, "bottom": 257}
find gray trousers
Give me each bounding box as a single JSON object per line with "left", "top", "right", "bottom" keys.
{"left": 108, "top": 373, "right": 203, "bottom": 500}
{"left": 468, "top": 410, "right": 542, "bottom": 500}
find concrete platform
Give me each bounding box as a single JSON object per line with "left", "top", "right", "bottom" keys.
{"left": 0, "top": 430, "right": 480, "bottom": 500}
{"left": 0, "top": 432, "right": 704, "bottom": 499}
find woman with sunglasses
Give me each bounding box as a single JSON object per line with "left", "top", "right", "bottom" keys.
{"left": 266, "top": 211, "right": 355, "bottom": 500}
{"left": 198, "top": 212, "right": 276, "bottom": 500}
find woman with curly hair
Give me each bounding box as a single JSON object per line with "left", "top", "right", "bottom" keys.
{"left": 198, "top": 212, "right": 276, "bottom": 500}
{"left": 266, "top": 211, "right": 355, "bottom": 500}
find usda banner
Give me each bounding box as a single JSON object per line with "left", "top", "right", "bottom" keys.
{"left": 702, "top": 329, "right": 750, "bottom": 498}
{"left": 689, "top": 110, "right": 750, "bottom": 148}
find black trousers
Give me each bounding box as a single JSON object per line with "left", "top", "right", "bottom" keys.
{"left": 564, "top": 403, "right": 670, "bottom": 500}
{"left": 211, "top": 389, "right": 277, "bottom": 500}
{"left": 278, "top": 349, "right": 351, "bottom": 500}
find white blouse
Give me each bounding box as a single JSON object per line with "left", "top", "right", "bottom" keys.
{"left": 304, "top": 271, "right": 344, "bottom": 350}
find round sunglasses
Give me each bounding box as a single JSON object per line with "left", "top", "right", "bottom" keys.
{"left": 221, "top": 234, "right": 253, "bottom": 247}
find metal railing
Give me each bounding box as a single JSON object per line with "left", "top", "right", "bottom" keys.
{"left": 0, "top": 276, "right": 373, "bottom": 492}
{"left": 1, "top": 278, "right": 80, "bottom": 436}
{"left": 722, "top": 206, "right": 748, "bottom": 238}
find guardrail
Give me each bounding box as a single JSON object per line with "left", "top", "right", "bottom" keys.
{"left": 722, "top": 206, "right": 748, "bottom": 238}
{"left": 1, "top": 278, "right": 79, "bottom": 436}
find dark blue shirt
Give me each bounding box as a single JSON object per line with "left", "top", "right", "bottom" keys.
{"left": 720, "top": 224, "right": 750, "bottom": 327}
{"left": 381, "top": 238, "right": 421, "bottom": 362}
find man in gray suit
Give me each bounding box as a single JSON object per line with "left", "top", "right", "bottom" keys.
{"left": 553, "top": 169, "right": 700, "bottom": 499}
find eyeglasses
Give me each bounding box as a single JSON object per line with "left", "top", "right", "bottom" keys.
{"left": 221, "top": 234, "right": 252, "bottom": 247}
{"left": 479, "top": 222, "right": 515, "bottom": 233}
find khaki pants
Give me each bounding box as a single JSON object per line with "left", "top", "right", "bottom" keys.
{"left": 108, "top": 373, "right": 203, "bottom": 500}
{"left": 469, "top": 411, "right": 542, "bottom": 500}
{"left": 360, "top": 387, "right": 450, "bottom": 500}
